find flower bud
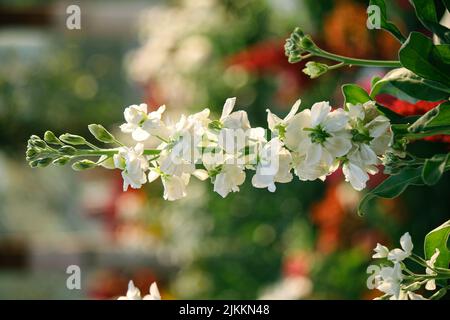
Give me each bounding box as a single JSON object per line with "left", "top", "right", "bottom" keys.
{"left": 37, "top": 157, "right": 53, "bottom": 168}
{"left": 72, "top": 159, "right": 97, "bottom": 171}
{"left": 88, "top": 124, "right": 116, "bottom": 144}
{"left": 44, "top": 131, "right": 61, "bottom": 145}
{"left": 52, "top": 156, "right": 71, "bottom": 166}
{"left": 59, "top": 133, "right": 87, "bottom": 145}
{"left": 30, "top": 138, "right": 47, "bottom": 149}
{"left": 59, "top": 145, "right": 77, "bottom": 155}
{"left": 302, "top": 61, "right": 329, "bottom": 79}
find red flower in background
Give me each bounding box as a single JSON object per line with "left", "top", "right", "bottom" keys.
{"left": 226, "top": 40, "right": 311, "bottom": 106}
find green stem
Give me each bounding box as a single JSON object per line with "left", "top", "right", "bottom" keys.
{"left": 73, "top": 149, "right": 161, "bottom": 157}
{"left": 311, "top": 48, "right": 402, "bottom": 68}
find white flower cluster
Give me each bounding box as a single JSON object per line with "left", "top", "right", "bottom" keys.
{"left": 369, "top": 232, "right": 440, "bottom": 300}
{"left": 117, "top": 280, "right": 161, "bottom": 300}
{"left": 109, "top": 98, "right": 392, "bottom": 200}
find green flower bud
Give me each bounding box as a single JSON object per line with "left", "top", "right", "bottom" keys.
{"left": 44, "top": 131, "right": 62, "bottom": 145}
{"left": 59, "top": 133, "right": 87, "bottom": 145}
{"left": 302, "top": 61, "right": 329, "bottom": 79}
{"left": 88, "top": 124, "right": 116, "bottom": 144}
{"left": 29, "top": 160, "right": 39, "bottom": 168}
{"left": 300, "top": 35, "right": 315, "bottom": 49}
{"left": 208, "top": 120, "right": 223, "bottom": 131}
{"left": 52, "top": 156, "right": 71, "bottom": 166}
{"left": 59, "top": 145, "right": 77, "bottom": 155}
{"left": 37, "top": 157, "right": 53, "bottom": 168}
{"left": 30, "top": 138, "right": 47, "bottom": 149}
{"left": 72, "top": 159, "right": 97, "bottom": 171}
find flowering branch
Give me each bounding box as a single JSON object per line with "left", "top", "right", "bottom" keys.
{"left": 284, "top": 27, "right": 402, "bottom": 79}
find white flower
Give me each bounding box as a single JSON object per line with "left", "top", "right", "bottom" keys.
{"left": 120, "top": 104, "right": 166, "bottom": 141}
{"left": 252, "top": 138, "right": 293, "bottom": 192}
{"left": 425, "top": 248, "right": 440, "bottom": 291}
{"left": 340, "top": 101, "right": 391, "bottom": 190}
{"left": 117, "top": 280, "right": 141, "bottom": 300}
{"left": 213, "top": 164, "right": 246, "bottom": 198}
{"left": 220, "top": 97, "right": 251, "bottom": 130}
{"left": 143, "top": 282, "right": 161, "bottom": 300}
{"left": 342, "top": 159, "right": 378, "bottom": 191}
{"left": 266, "top": 99, "right": 301, "bottom": 137}
{"left": 387, "top": 232, "right": 414, "bottom": 263}
{"left": 285, "top": 101, "right": 351, "bottom": 181}
{"left": 114, "top": 143, "right": 149, "bottom": 191}
{"left": 372, "top": 243, "right": 390, "bottom": 259}
{"left": 159, "top": 108, "right": 210, "bottom": 176}
{"left": 375, "top": 263, "right": 403, "bottom": 299}
{"left": 162, "top": 173, "right": 190, "bottom": 201}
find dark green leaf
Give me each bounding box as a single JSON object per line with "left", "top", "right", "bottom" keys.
{"left": 424, "top": 219, "right": 450, "bottom": 270}
{"left": 370, "top": 68, "right": 450, "bottom": 102}
{"left": 358, "top": 167, "right": 424, "bottom": 215}
{"left": 408, "top": 101, "right": 450, "bottom": 136}
{"left": 369, "top": 0, "right": 406, "bottom": 42}
{"left": 342, "top": 84, "right": 371, "bottom": 106}
{"left": 409, "top": 0, "right": 450, "bottom": 43}
{"left": 399, "top": 32, "right": 450, "bottom": 86}
{"left": 422, "top": 153, "right": 450, "bottom": 185}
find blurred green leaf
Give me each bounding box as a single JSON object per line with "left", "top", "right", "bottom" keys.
{"left": 408, "top": 101, "right": 450, "bottom": 136}
{"left": 399, "top": 32, "right": 450, "bottom": 86}
{"left": 358, "top": 167, "right": 424, "bottom": 215}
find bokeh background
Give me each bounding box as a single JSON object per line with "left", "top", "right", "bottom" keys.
{"left": 0, "top": 0, "right": 449, "bottom": 299}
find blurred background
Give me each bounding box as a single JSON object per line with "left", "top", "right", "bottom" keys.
{"left": 0, "top": 0, "right": 449, "bottom": 299}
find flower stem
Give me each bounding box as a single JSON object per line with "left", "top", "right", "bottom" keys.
{"left": 73, "top": 149, "right": 161, "bottom": 157}
{"left": 311, "top": 48, "right": 402, "bottom": 68}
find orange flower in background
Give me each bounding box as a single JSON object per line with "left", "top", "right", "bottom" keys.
{"left": 324, "top": 0, "right": 401, "bottom": 60}
{"left": 323, "top": 1, "right": 372, "bottom": 58}
{"left": 310, "top": 184, "right": 346, "bottom": 254}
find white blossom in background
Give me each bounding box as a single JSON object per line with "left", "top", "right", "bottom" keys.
{"left": 117, "top": 281, "right": 142, "bottom": 300}
{"left": 143, "top": 282, "right": 162, "bottom": 300}
{"left": 118, "top": 281, "right": 161, "bottom": 300}
{"left": 368, "top": 232, "right": 445, "bottom": 300}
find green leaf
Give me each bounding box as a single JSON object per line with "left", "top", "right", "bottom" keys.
{"left": 399, "top": 32, "right": 450, "bottom": 86}
{"left": 342, "top": 84, "right": 371, "bottom": 106}
{"left": 370, "top": 68, "right": 450, "bottom": 102}
{"left": 409, "top": 0, "right": 450, "bottom": 43}
{"left": 443, "top": 0, "right": 450, "bottom": 12}
{"left": 358, "top": 167, "right": 424, "bottom": 215}
{"left": 375, "top": 103, "right": 417, "bottom": 125}
{"left": 422, "top": 153, "right": 450, "bottom": 185}
{"left": 369, "top": 0, "right": 406, "bottom": 42}
{"left": 408, "top": 101, "right": 450, "bottom": 136}
{"left": 424, "top": 219, "right": 450, "bottom": 270}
